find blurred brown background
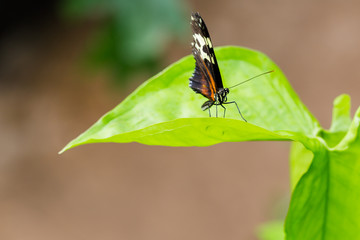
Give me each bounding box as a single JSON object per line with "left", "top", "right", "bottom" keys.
{"left": 1, "top": 0, "right": 360, "bottom": 239}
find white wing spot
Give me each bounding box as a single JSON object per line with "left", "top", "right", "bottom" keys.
{"left": 205, "top": 37, "right": 212, "bottom": 48}
{"left": 193, "top": 33, "right": 211, "bottom": 62}
{"left": 194, "top": 33, "right": 206, "bottom": 47}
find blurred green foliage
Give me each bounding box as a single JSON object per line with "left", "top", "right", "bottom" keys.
{"left": 257, "top": 221, "right": 285, "bottom": 240}
{"left": 61, "top": 0, "right": 188, "bottom": 84}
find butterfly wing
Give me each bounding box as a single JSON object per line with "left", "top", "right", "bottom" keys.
{"left": 189, "top": 12, "right": 224, "bottom": 103}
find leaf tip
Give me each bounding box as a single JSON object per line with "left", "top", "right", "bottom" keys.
{"left": 58, "top": 140, "right": 78, "bottom": 154}
{"left": 58, "top": 146, "right": 69, "bottom": 155}
{"left": 330, "top": 94, "right": 352, "bottom": 132}
{"left": 333, "top": 94, "right": 351, "bottom": 107}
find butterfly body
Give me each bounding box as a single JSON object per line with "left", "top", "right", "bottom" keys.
{"left": 189, "top": 12, "right": 246, "bottom": 121}
{"left": 200, "top": 87, "right": 228, "bottom": 110}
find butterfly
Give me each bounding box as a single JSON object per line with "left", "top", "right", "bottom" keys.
{"left": 189, "top": 12, "right": 273, "bottom": 121}
{"left": 189, "top": 12, "right": 247, "bottom": 121}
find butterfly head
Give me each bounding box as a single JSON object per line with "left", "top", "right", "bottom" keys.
{"left": 215, "top": 88, "right": 229, "bottom": 104}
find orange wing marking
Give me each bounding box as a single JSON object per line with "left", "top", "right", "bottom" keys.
{"left": 201, "top": 59, "right": 216, "bottom": 101}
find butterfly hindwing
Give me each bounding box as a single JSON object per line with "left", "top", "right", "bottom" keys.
{"left": 189, "top": 12, "right": 224, "bottom": 102}
{"left": 189, "top": 55, "right": 214, "bottom": 100}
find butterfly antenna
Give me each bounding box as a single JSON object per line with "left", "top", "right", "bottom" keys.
{"left": 229, "top": 70, "right": 274, "bottom": 89}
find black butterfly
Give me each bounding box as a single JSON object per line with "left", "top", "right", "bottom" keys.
{"left": 189, "top": 12, "right": 247, "bottom": 121}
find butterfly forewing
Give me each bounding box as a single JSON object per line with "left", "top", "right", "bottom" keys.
{"left": 189, "top": 12, "right": 223, "bottom": 102}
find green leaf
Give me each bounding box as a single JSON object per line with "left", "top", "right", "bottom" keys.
{"left": 329, "top": 94, "right": 352, "bottom": 133}
{"left": 286, "top": 98, "right": 360, "bottom": 239}
{"left": 289, "top": 141, "right": 313, "bottom": 191}
{"left": 317, "top": 94, "right": 353, "bottom": 148}
{"left": 60, "top": 46, "right": 319, "bottom": 153}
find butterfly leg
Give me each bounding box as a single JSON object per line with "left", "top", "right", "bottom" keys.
{"left": 208, "top": 108, "right": 211, "bottom": 117}
{"left": 219, "top": 104, "right": 226, "bottom": 118}
{"left": 223, "top": 101, "right": 247, "bottom": 122}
